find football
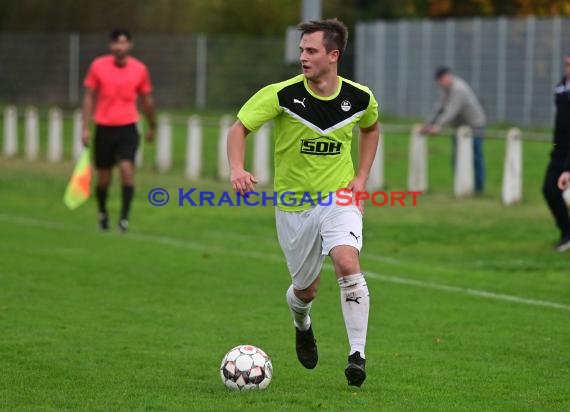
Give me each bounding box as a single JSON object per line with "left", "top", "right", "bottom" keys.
{"left": 220, "top": 345, "right": 273, "bottom": 390}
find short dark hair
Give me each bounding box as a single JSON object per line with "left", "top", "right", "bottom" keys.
{"left": 434, "top": 66, "right": 452, "bottom": 80}
{"left": 297, "top": 18, "right": 348, "bottom": 60}
{"left": 110, "top": 28, "right": 132, "bottom": 42}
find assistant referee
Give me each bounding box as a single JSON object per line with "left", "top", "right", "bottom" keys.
{"left": 81, "top": 28, "right": 156, "bottom": 232}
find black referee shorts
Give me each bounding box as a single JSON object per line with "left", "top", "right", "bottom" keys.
{"left": 94, "top": 123, "right": 140, "bottom": 168}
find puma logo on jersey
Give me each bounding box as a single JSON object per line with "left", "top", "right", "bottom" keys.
{"left": 293, "top": 98, "right": 306, "bottom": 108}
{"left": 345, "top": 296, "right": 362, "bottom": 304}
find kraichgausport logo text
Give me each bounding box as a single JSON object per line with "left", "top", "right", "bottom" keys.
{"left": 148, "top": 188, "right": 422, "bottom": 207}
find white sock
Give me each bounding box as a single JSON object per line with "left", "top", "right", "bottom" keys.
{"left": 338, "top": 273, "right": 369, "bottom": 358}
{"left": 286, "top": 284, "right": 312, "bottom": 331}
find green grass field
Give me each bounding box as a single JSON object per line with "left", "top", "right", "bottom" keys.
{"left": 1, "top": 119, "right": 570, "bottom": 411}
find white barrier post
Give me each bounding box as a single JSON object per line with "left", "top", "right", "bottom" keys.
{"left": 3, "top": 105, "right": 18, "bottom": 157}
{"left": 366, "top": 128, "right": 384, "bottom": 190}
{"left": 72, "top": 109, "right": 83, "bottom": 160}
{"left": 501, "top": 128, "right": 523, "bottom": 205}
{"left": 156, "top": 114, "right": 172, "bottom": 173}
{"left": 253, "top": 123, "right": 271, "bottom": 185}
{"left": 185, "top": 115, "right": 202, "bottom": 180}
{"left": 454, "top": 125, "right": 474, "bottom": 198}
{"left": 25, "top": 107, "right": 39, "bottom": 161}
{"left": 218, "top": 116, "right": 232, "bottom": 181}
{"left": 407, "top": 125, "right": 428, "bottom": 193}
{"left": 47, "top": 107, "right": 63, "bottom": 162}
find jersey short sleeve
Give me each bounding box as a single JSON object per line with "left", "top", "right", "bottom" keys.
{"left": 237, "top": 84, "right": 281, "bottom": 132}
{"left": 357, "top": 90, "right": 379, "bottom": 129}
{"left": 83, "top": 62, "right": 99, "bottom": 90}
{"left": 137, "top": 65, "right": 152, "bottom": 94}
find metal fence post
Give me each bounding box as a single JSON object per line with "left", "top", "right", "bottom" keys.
{"left": 421, "top": 20, "right": 432, "bottom": 116}
{"left": 195, "top": 35, "right": 207, "bottom": 109}
{"left": 72, "top": 109, "right": 82, "bottom": 161}
{"left": 375, "top": 22, "right": 386, "bottom": 108}
{"left": 68, "top": 33, "right": 80, "bottom": 105}
{"left": 523, "top": 17, "right": 535, "bottom": 126}
{"left": 301, "top": 0, "right": 321, "bottom": 20}
{"left": 445, "top": 19, "right": 455, "bottom": 68}
{"left": 551, "top": 17, "right": 562, "bottom": 122}
{"left": 355, "top": 23, "right": 366, "bottom": 84}
{"left": 471, "top": 18, "right": 481, "bottom": 94}
{"left": 397, "top": 20, "right": 408, "bottom": 117}
{"left": 497, "top": 17, "right": 507, "bottom": 122}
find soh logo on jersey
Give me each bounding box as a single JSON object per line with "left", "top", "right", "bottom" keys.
{"left": 300, "top": 136, "right": 342, "bottom": 156}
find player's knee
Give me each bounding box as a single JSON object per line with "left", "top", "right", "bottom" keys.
{"left": 120, "top": 171, "right": 134, "bottom": 185}
{"left": 297, "top": 289, "right": 316, "bottom": 303}
{"left": 333, "top": 252, "right": 360, "bottom": 277}
{"left": 122, "top": 176, "right": 135, "bottom": 186}
{"left": 295, "top": 281, "right": 319, "bottom": 303}
{"left": 97, "top": 176, "right": 111, "bottom": 188}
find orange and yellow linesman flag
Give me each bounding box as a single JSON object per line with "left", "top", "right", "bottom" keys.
{"left": 64, "top": 148, "right": 92, "bottom": 210}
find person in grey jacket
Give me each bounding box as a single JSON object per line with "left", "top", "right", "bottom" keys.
{"left": 420, "top": 66, "right": 487, "bottom": 193}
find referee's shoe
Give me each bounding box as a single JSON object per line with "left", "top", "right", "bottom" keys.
{"left": 99, "top": 212, "right": 109, "bottom": 231}
{"left": 556, "top": 235, "right": 570, "bottom": 252}
{"left": 118, "top": 219, "right": 129, "bottom": 233}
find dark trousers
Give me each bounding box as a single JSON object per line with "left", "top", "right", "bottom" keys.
{"left": 542, "top": 155, "right": 570, "bottom": 238}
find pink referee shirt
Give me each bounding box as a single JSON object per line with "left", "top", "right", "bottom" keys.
{"left": 84, "top": 55, "right": 152, "bottom": 126}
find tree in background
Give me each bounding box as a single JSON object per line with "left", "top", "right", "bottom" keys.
{"left": 427, "top": 0, "right": 570, "bottom": 17}
{"left": 0, "top": 0, "right": 299, "bottom": 34}
{"left": 0, "top": 0, "right": 569, "bottom": 35}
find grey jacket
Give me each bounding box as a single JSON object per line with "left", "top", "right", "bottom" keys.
{"left": 428, "top": 76, "right": 486, "bottom": 129}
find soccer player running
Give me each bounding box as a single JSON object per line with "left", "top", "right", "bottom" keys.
{"left": 81, "top": 28, "right": 156, "bottom": 232}
{"left": 227, "top": 19, "right": 379, "bottom": 387}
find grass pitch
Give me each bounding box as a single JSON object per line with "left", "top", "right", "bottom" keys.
{"left": 1, "top": 125, "right": 569, "bottom": 411}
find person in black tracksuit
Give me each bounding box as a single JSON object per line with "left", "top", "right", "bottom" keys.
{"left": 542, "top": 54, "right": 570, "bottom": 252}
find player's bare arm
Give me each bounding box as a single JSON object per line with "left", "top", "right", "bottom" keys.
{"left": 348, "top": 121, "right": 380, "bottom": 213}
{"left": 140, "top": 93, "right": 156, "bottom": 142}
{"left": 81, "top": 87, "right": 96, "bottom": 146}
{"left": 227, "top": 120, "right": 258, "bottom": 195}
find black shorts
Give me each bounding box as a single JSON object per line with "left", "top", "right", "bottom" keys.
{"left": 94, "top": 124, "right": 140, "bottom": 168}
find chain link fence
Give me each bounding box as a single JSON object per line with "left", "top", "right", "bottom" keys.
{"left": 0, "top": 32, "right": 300, "bottom": 110}
{"left": 2, "top": 18, "right": 569, "bottom": 127}
{"left": 356, "top": 16, "right": 570, "bottom": 127}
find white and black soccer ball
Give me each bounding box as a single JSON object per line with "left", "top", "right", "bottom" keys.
{"left": 220, "top": 345, "right": 273, "bottom": 390}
